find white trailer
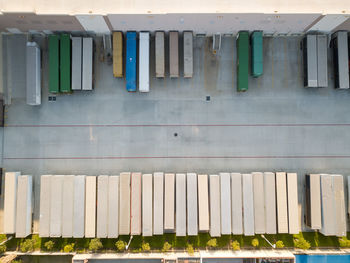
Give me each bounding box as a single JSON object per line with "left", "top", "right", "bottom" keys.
{"left": 231, "top": 173, "right": 243, "bottom": 235}
{"left": 71, "top": 37, "right": 82, "bottom": 90}
{"left": 220, "top": 173, "right": 231, "bottom": 235}
{"left": 169, "top": 31, "right": 179, "bottom": 78}
{"left": 50, "top": 175, "right": 63, "bottom": 237}
{"left": 119, "top": 172, "right": 131, "bottom": 235}
{"left": 317, "top": 35, "right": 328, "bottom": 87}
{"left": 252, "top": 172, "right": 265, "bottom": 234}
{"left": 242, "top": 174, "right": 254, "bottom": 236}
{"left": 176, "top": 173, "right": 186, "bottom": 236}
{"left": 131, "top": 172, "right": 142, "bottom": 235}
{"left": 62, "top": 175, "right": 74, "bottom": 237}
{"left": 139, "top": 32, "right": 150, "bottom": 92}
{"left": 287, "top": 173, "right": 299, "bottom": 234}
{"left": 97, "top": 175, "right": 109, "bottom": 238}
{"left": 187, "top": 173, "right": 198, "bottom": 236}
{"left": 108, "top": 176, "right": 119, "bottom": 238}
{"left": 320, "top": 174, "right": 336, "bottom": 236}
{"left": 3, "top": 172, "right": 20, "bottom": 234}
{"left": 155, "top": 31, "right": 165, "bottom": 78}
{"left": 303, "top": 35, "right": 317, "bottom": 87}
{"left": 276, "top": 172, "right": 289, "bottom": 233}
{"left": 264, "top": 172, "right": 276, "bottom": 234}
{"left": 305, "top": 174, "right": 321, "bottom": 229}
{"left": 164, "top": 173, "right": 175, "bottom": 231}
{"left": 183, "top": 31, "right": 193, "bottom": 78}
{"left": 153, "top": 172, "right": 164, "bottom": 235}
{"left": 198, "top": 174, "right": 209, "bottom": 232}
{"left": 85, "top": 176, "right": 96, "bottom": 238}
{"left": 333, "top": 175, "right": 346, "bottom": 237}
{"left": 73, "top": 175, "right": 86, "bottom": 238}
{"left": 26, "top": 42, "right": 41, "bottom": 105}
{"left": 39, "top": 175, "right": 51, "bottom": 237}
{"left": 15, "top": 175, "right": 32, "bottom": 238}
{"left": 209, "top": 174, "right": 221, "bottom": 237}
{"left": 142, "top": 174, "right": 153, "bottom": 236}
{"left": 82, "top": 37, "right": 93, "bottom": 90}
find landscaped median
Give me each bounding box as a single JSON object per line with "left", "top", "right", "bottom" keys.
{"left": 1, "top": 232, "right": 350, "bottom": 254}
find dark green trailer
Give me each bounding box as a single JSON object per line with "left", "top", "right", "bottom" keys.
{"left": 60, "top": 34, "right": 71, "bottom": 92}
{"left": 48, "top": 35, "right": 59, "bottom": 93}
{"left": 251, "top": 31, "right": 263, "bottom": 77}
{"left": 237, "top": 31, "right": 249, "bottom": 92}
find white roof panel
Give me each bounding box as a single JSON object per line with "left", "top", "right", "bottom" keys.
{"left": 231, "top": 173, "right": 243, "bottom": 235}
{"left": 142, "top": 174, "right": 153, "bottom": 236}
{"left": 276, "top": 172, "right": 288, "bottom": 233}
{"left": 220, "top": 173, "right": 231, "bottom": 235}
{"left": 242, "top": 174, "right": 254, "bottom": 236}
{"left": 209, "top": 174, "right": 221, "bottom": 237}
{"left": 39, "top": 175, "right": 51, "bottom": 237}
{"left": 176, "top": 173, "right": 186, "bottom": 236}
{"left": 164, "top": 173, "right": 175, "bottom": 231}
{"left": 4, "top": 172, "right": 20, "bottom": 234}
{"left": 333, "top": 175, "right": 346, "bottom": 237}
{"left": 131, "top": 172, "right": 142, "bottom": 235}
{"left": 198, "top": 174, "right": 209, "bottom": 232}
{"left": 85, "top": 176, "right": 96, "bottom": 238}
{"left": 97, "top": 175, "right": 109, "bottom": 238}
{"left": 264, "top": 172, "right": 276, "bottom": 234}
{"left": 252, "top": 172, "right": 265, "bottom": 234}
{"left": 62, "top": 175, "right": 74, "bottom": 237}
{"left": 119, "top": 172, "right": 131, "bottom": 235}
{"left": 187, "top": 173, "right": 198, "bottom": 236}
{"left": 287, "top": 173, "right": 299, "bottom": 234}
{"left": 15, "top": 175, "right": 32, "bottom": 238}
{"left": 108, "top": 176, "right": 119, "bottom": 238}
{"left": 73, "top": 175, "right": 86, "bottom": 238}
{"left": 153, "top": 172, "right": 164, "bottom": 235}
{"left": 50, "top": 175, "right": 64, "bottom": 237}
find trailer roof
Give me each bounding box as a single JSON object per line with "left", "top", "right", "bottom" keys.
{"left": 153, "top": 172, "right": 164, "bottom": 235}
{"left": 187, "top": 173, "right": 198, "bottom": 236}
{"left": 220, "top": 173, "right": 231, "bottom": 235}
{"left": 231, "top": 173, "right": 243, "bottom": 235}
{"left": 209, "top": 174, "right": 221, "bottom": 237}
{"left": 198, "top": 174, "right": 209, "bottom": 232}
{"left": 176, "top": 173, "right": 186, "bottom": 236}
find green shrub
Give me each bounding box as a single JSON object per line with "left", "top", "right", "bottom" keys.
{"left": 44, "top": 240, "right": 55, "bottom": 251}
{"left": 12, "top": 260, "right": 23, "bottom": 263}
{"left": 162, "top": 241, "right": 172, "bottom": 252}
{"left": 294, "top": 237, "right": 311, "bottom": 250}
{"left": 115, "top": 240, "right": 127, "bottom": 251}
{"left": 276, "top": 240, "right": 284, "bottom": 248}
{"left": 207, "top": 238, "right": 217, "bottom": 248}
{"left": 186, "top": 244, "right": 194, "bottom": 255}
{"left": 89, "top": 238, "right": 103, "bottom": 252}
{"left": 20, "top": 239, "right": 35, "bottom": 252}
{"left": 339, "top": 237, "right": 350, "bottom": 248}
{"left": 230, "top": 240, "right": 240, "bottom": 251}
{"left": 251, "top": 238, "right": 259, "bottom": 247}
{"left": 63, "top": 243, "right": 75, "bottom": 253}
{"left": 142, "top": 242, "right": 151, "bottom": 252}
{"left": 0, "top": 244, "right": 6, "bottom": 254}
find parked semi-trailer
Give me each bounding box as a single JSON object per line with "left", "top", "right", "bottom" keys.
{"left": 60, "top": 34, "right": 71, "bottom": 92}
{"left": 26, "top": 42, "right": 41, "bottom": 105}
{"left": 155, "top": 31, "right": 165, "bottom": 78}
{"left": 331, "top": 31, "right": 349, "bottom": 89}
{"left": 169, "top": 31, "right": 179, "bottom": 78}
{"left": 251, "top": 31, "right": 263, "bottom": 77}
{"left": 139, "top": 32, "right": 150, "bottom": 92}
{"left": 113, "top": 32, "right": 123, "bottom": 77}
{"left": 71, "top": 37, "right": 82, "bottom": 90}
{"left": 48, "top": 35, "right": 59, "bottom": 93}
{"left": 237, "top": 31, "right": 249, "bottom": 92}
{"left": 126, "top": 32, "right": 137, "bottom": 91}
{"left": 183, "top": 31, "right": 193, "bottom": 78}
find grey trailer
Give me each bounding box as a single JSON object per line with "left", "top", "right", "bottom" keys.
{"left": 276, "top": 172, "right": 288, "bottom": 233}
{"left": 187, "top": 173, "right": 198, "bottom": 236}
{"left": 252, "top": 172, "right": 265, "bottom": 234}
{"left": 155, "top": 32, "right": 165, "bottom": 78}
{"left": 287, "top": 173, "right": 299, "bottom": 234}
{"left": 303, "top": 35, "right": 318, "bottom": 87}
{"left": 153, "top": 172, "right": 164, "bottom": 235}
{"left": 3, "top": 172, "right": 20, "bottom": 234}
{"left": 176, "top": 173, "right": 186, "bottom": 236}
{"left": 320, "top": 174, "right": 336, "bottom": 236}
{"left": 39, "top": 175, "right": 51, "bottom": 237}
{"left": 220, "top": 173, "right": 231, "bottom": 235}
{"left": 26, "top": 42, "right": 41, "bottom": 105}
{"left": 62, "top": 175, "right": 74, "bottom": 237}
{"left": 142, "top": 174, "right": 153, "bottom": 236}
{"left": 242, "top": 174, "right": 254, "bottom": 236}
{"left": 82, "top": 37, "right": 93, "bottom": 90}
{"left": 264, "top": 172, "right": 276, "bottom": 234}
{"left": 15, "top": 175, "right": 33, "bottom": 238}
{"left": 317, "top": 35, "right": 328, "bottom": 87}
{"left": 131, "top": 172, "right": 142, "bottom": 235}
{"left": 50, "top": 175, "right": 63, "bottom": 237}
{"left": 333, "top": 175, "right": 346, "bottom": 237}
{"left": 71, "top": 37, "right": 82, "bottom": 90}
{"left": 331, "top": 31, "right": 349, "bottom": 89}
{"left": 169, "top": 31, "right": 179, "bottom": 78}
{"left": 97, "top": 175, "right": 108, "bottom": 238}
{"left": 231, "top": 173, "right": 243, "bottom": 235}
{"left": 183, "top": 31, "right": 193, "bottom": 78}
{"left": 108, "top": 176, "right": 119, "bottom": 238}
{"left": 198, "top": 174, "right": 209, "bottom": 232}
{"left": 119, "top": 172, "right": 131, "bottom": 235}
{"left": 85, "top": 176, "right": 96, "bottom": 238}
{"left": 73, "top": 175, "right": 86, "bottom": 238}
{"left": 164, "top": 173, "right": 175, "bottom": 231}
{"left": 209, "top": 174, "right": 221, "bottom": 237}
{"left": 305, "top": 174, "right": 322, "bottom": 230}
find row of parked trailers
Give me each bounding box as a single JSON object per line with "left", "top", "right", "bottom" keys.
{"left": 112, "top": 31, "right": 193, "bottom": 92}
{"left": 303, "top": 31, "right": 350, "bottom": 89}
{"left": 48, "top": 34, "right": 93, "bottom": 93}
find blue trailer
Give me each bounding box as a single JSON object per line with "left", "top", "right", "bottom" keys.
{"left": 126, "top": 32, "right": 137, "bottom": 92}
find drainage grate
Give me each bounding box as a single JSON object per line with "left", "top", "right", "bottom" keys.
{"left": 206, "top": 96, "right": 211, "bottom": 101}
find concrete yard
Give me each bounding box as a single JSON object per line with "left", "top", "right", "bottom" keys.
{"left": 1, "top": 33, "right": 350, "bottom": 232}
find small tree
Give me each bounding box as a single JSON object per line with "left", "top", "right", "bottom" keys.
{"left": 186, "top": 244, "right": 194, "bottom": 255}
{"left": 63, "top": 243, "right": 75, "bottom": 253}
{"left": 339, "top": 237, "right": 350, "bottom": 248}
{"left": 251, "top": 238, "right": 259, "bottom": 248}
{"left": 44, "top": 240, "right": 55, "bottom": 251}
{"left": 0, "top": 244, "right": 6, "bottom": 254}
{"left": 276, "top": 240, "right": 284, "bottom": 248}
{"left": 20, "top": 239, "right": 35, "bottom": 252}
{"left": 162, "top": 242, "right": 172, "bottom": 252}
{"left": 230, "top": 240, "right": 240, "bottom": 251}
{"left": 142, "top": 242, "right": 151, "bottom": 252}
{"left": 115, "top": 240, "right": 127, "bottom": 251}
{"left": 207, "top": 238, "right": 217, "bottom": 248}
{"left": 89, "top": 238, "right": 103, "bottom": 252}
{"left": 294, "top": 237, "right": 311, "bottom": 250}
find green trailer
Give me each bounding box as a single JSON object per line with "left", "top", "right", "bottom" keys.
{"left": 60, "top": 34, "right": 71, "bottom": 92}
{"left": 237, "top": 31, "right": 249, "bottom": 92}
{"left": 251, "top": 31, "right": 263, "bottom": 77}
{"left": 48, "top": 35, "right": 59, "bottom": 93}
